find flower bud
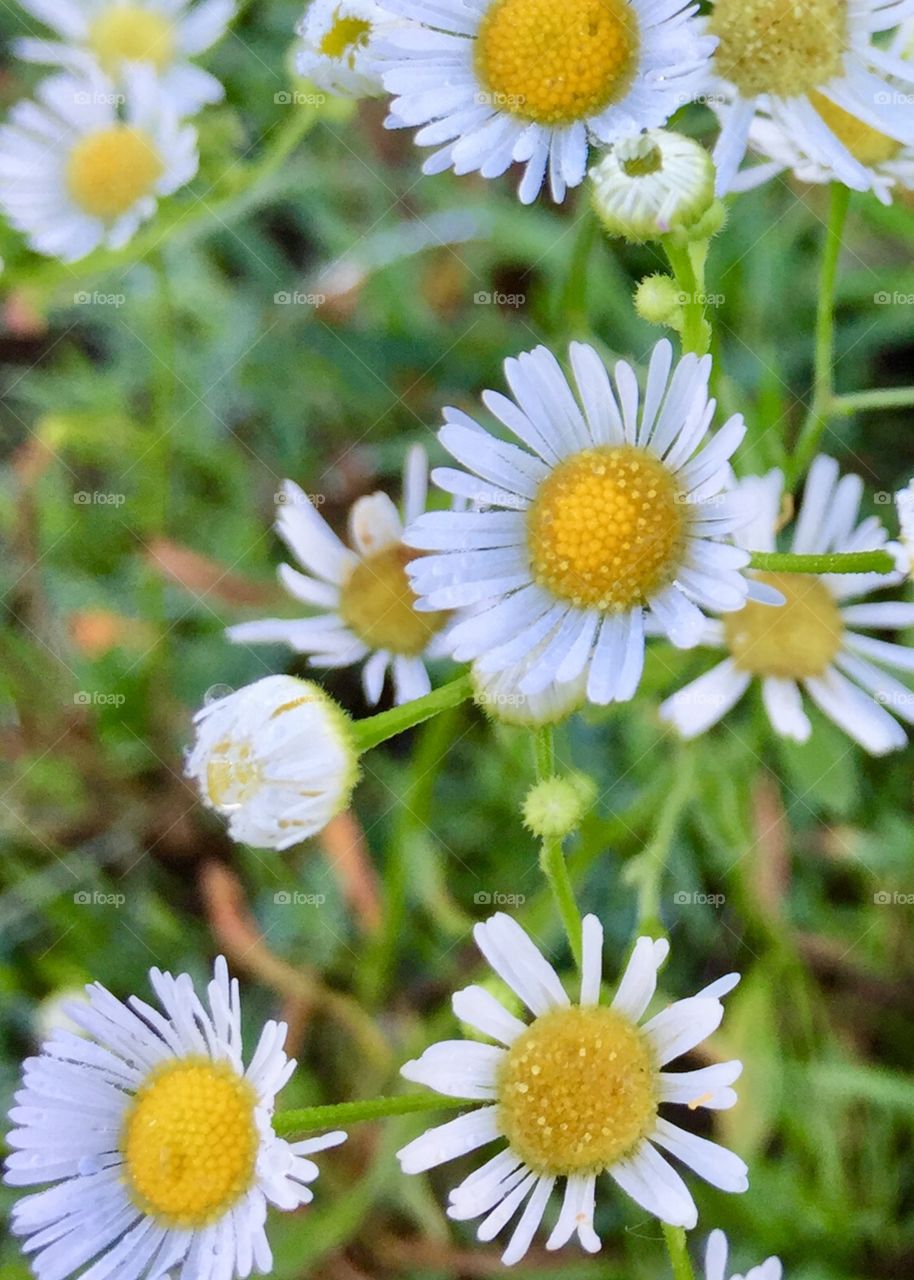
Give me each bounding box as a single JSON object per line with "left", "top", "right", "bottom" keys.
{"left": 523, "top": 773, "right": 596, "bottom": 840}
{"left": 590, "top": 130, "right": 716, "bottom": 244}
{"left": 187, "top": 676, "right": 359, "bottom": 850}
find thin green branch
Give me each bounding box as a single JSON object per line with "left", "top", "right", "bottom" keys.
{"left": 749, "top": 550, "right": 896, "bottom": 575}
{"left": 832, "top": 387, "right": 914, "bottom": 416}
{"left": 274, "top": 1093, "right": 473, "bottom": 1139}
{"left": 662, "top": 237, "right": 709, "bottom": 357}
{"left": 350, "top": 675, "right": 473, "bottom": 753}
{"left": 662, "top": 1224, "right": 697, "bottom": 1280}
{"left": 790, "top": 184, "right": 851, "bottom": 482}
{"left": 533, "top": 727, "right": 583, "bottom": 967}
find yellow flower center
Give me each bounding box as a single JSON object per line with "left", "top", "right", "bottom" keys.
{"left": 497, "top": 1006, "right": 657, "bottom": 1175}
{"left": 121, "top": 1058, "right": 258, "bottom": 1228}
{"left": 206, "top": 739, "right": 261, "bottom": 809}
{"left": 724, "top": 572, "right": 843, "bottom": 679}
{"left": 66, "top": 126, "right": 163, "bottom": 220}
{"left": 709, "top": 0, "right": 846, "bottom": 99}
{"left": 89, "top": 7, "right": 176, "bottom": 74}
{"left": 339, "top": 544, "right": 449, "bottom": 656}
{"left": 527, "top": 445, "right": 687, "bottom": 611}
{"left": 320, "top": 12, "right": 372, "bottom": 61}
{"left": 475, "top": 0, "right": 640, "bottom": 126}
{"left": 810, "top": 92, "right": 901, "bottom": 166}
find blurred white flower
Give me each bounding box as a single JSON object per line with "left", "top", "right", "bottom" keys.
{"left": 14, "top": 0, "right": 234, "bottom": 116}
{"left": 296, "top": 0, "right": 399, "bottom": 97}
{"left": 661, "top": 456, "right": 914, "bottom": 755}
{"left": 0, "top": 67, "right": 197, "bottom": 261}
{"left": 704, "top": 1229, "right": 783, "bottom": 1280}
{"left": 227, "top": 447, "right": 453, "bottom": 706}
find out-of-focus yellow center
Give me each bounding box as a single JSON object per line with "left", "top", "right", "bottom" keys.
{"left": 709, "top": 0, "right": 846, "bottom": 99}
{"left": 527, "top": 445, "right": 686, "bottom": 610}
{"left": 724, "top": 572, "right": 843, "bottom": 678}
{"left": 497, "top": 1006, "right": 657, "bottom": 1175}
{"left": 475, "top": 0, "right": 639, "bottom": 126}
{"left": 66, "top": 126, "right": 163, "bottom": 220}
{"left": 206, "top": 740, "right": 261, "bottom": 810}
{"left": 320, "top": 12, "right": 372, "bottom": 61}
{"left": 89, "top": 7, "right": 176, "bottom": 74}
{"left": 121, "top": 1058, "right": 258, "bottom": 1228}
{"left": 339, "top": 544, "right": 448, "bottom": 656}
{"left": 810, "top": 92, "right": 901, "bottom": 165}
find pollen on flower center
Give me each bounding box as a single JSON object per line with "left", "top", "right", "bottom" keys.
{"left": 89, "top": 7, "right": 176, "bottom": 74}
{"left": 527, "top": 445, "right": 687, "bottom": 611}
{"left": 121, "top": 1058, "right": 258, "bottom": 1228}
{"left": 709, "top": 0, "right": 847, "bottom": 99}
{"left": 497, "top": 1005, "right": 657, "bottom": 1175}
{"left": 206, "top": 739, "right": 262, "bottom": 810}
{"left": 66, "top": 126, "right": 163, "bottom": 220}
{"left": 320, "top": 11, "right": 372, "bottom": 60}
{"left": 475, "top": 0, "right": 640, "bottom": 127}
{"left": 339, "top": 544, "right": 449, "bottom": 656}
{"left": 810, "top": 92, "right": 901, "bottom": 165}
{"left": 724, "top": 571, "right": 843, "bottom": 678}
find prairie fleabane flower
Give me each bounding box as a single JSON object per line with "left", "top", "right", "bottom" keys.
{"left": 0, "top": 69, "right": 197, "bottom": 261}
{"left": 186, "top": 675, "right": 359, "bottom": 849}
{"left": 397, "top": 914, "right": 746, "bottom": 1264}
{"left": 660, "top": 456, "right": 914, "bottom": 754}
{"left": 405, "top": 340, "right": 754, "bottom": 706}
{"left": 14, "top": 0, "right": 234, "bottom": 115}
{"left": 705, "top": 1229, "right": 783, "bottom": 1280}
{"left": 227, "top": 448, "right": 451, "bottom": 706}
{"left": 590, "top": 130, "right": 717, "bottom": 242}
{"left": 296, "top": 0, "right": 399, "bottom": 97}
{"left": 377, "top": 0, "right": 715, "bottom": 203}
{"left": 3, "top": 959, "right": 346, "bottom": 1280}
{"left": 709, "top": 0, "right": 914, "bottom": 196}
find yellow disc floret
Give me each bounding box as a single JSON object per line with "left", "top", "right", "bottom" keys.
{"left": 320, "top": 11, "right": 372, "bottom": 61}
{"left": 339, "top": 544, "right": 449, "bottom": 656}
{"left": 66, "top": 126, "right": 163, "bottom": 220}
{"left": 527, "top": 445, "right": 687, "bottom": 610}
{"left": 497, "top": 1005, "right": 657, "bottom": 1175}
{"left": 724, "top": 571, "right": 843, "bottom": 679}
{"left": 475, "top": 0, "right": 640, "bottom": 126}
{"left": 89, "top": 7, "right": 176, "bottom": 74}
{"left": 709, "top": 0, "right": 846, "bottom": 99}
{"left": 206, "top": 739, "right": 261, "bottom": 810}
{"left": 810, "top": 92, "right": 901, "bottom": 166}
{"left": 122, "top": 1058, "right": 258, "bottom": 1228}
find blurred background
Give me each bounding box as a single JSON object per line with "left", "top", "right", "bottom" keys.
{"left": 2, "top": 2, "right": 914, "bottom": 1277}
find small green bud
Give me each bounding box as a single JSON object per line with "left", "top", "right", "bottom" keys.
{"left": 635, "top": 274, "right": 684, "bottom": 328}
{"left": 523, "top": 773, "right": 596, "bottom": 840}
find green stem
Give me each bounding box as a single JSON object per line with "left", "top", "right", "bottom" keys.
{"left": 350, "top": 674, "right": 473, "bottom": 753}
{"left": 790, "top": 184, "right": 851, "bottom": 483}
{"left": 273, "top": 1092, "right": 473, "bottom": 1138}
{"left": 561, "top": 211, "right": 598, "bottom": 335}
{"left": 662, "top": 238, "right": 708, "bottom": 356}
{"left": 662, "top": 1224, "right": 696, "bottom": 1280}
{"left": 749, "top": 549, "right": 896, "bottom": 575}
{"left": 832, "top": 386, "right": 914, "bottom": 416}
{"left": 533, "top": 727, "right": 583, "bottom": 967}
{"left": 624, "top": 751, "right": 693, "bottom": 935}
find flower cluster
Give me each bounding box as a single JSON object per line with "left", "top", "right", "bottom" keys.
{"left": 0, "top": 0, "right": 235, "bottom": 260}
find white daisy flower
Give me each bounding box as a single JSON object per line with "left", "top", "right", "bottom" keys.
{"left": 227, "top": 447, "right": 453, "bottom": 707}
{"left": 13, "top": 0, "right": 234, "bottom": 116}
{"left": 186, "top": 675, "right": 359, "bottom": 850}
{"left": 709, "top": 0, "right": 914, "bottom": 197}
{"left": 397, "top": 913, "right": 747, "bottom": 1265}
{"left": 404, "top": 339, "right": 755, "bottom": 707}
{"left": 296, "top": 0, "right": 400, "bottom": 98}
{"left": 705, "top": 1229, "right": 783, "bottom": 1280}
{"left": 660, "top": 455, "right": 914, "bottom": 755}
{"left": 377, "top": 0, "right": 716, "bottom": 203}
{"left": 0, "top": 67, "right": 198, "bottom": 262}
{"left": 4, "top": 958, "right": 346, "bottom": 1280}
{"left": 589, "top": 129, "right": 717, "bottom": 243}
